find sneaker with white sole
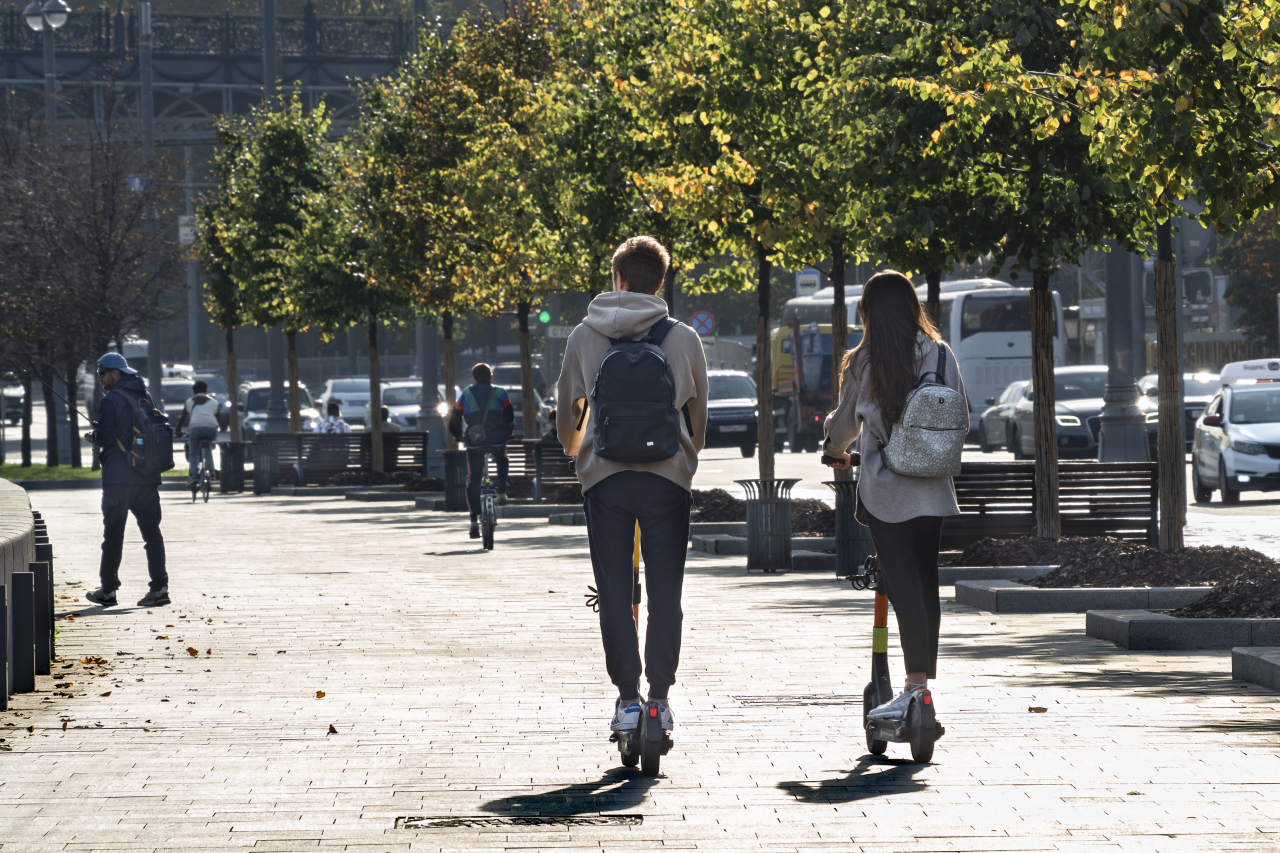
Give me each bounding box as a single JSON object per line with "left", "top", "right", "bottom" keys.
{"left": 610, "top": 697, "right": 644, "bottom": 732}
{"left": 85, "top": 587, "right": 117, "bottom": 606}
{"left": 867, "top": 687, "right": 926, "bottom": 721}
{"left": 137, "top": 587, "right": 170, "bottom": 607}
{"left": 651, "top": 700, "right": 675, "bottom": 732}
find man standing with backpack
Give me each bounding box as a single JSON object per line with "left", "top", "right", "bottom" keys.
{"left": 557, "top": 236, "right": 708, "bottom": 739}
{"left": 448, "top": 363, "right": 515, "bottom": 539}
{"left": 83, "top": 353, "right": 171, "bottom": 608}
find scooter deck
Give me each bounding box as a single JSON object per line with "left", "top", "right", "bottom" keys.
{"left": 867, "top": 718, "right": 946, "bottom": 744}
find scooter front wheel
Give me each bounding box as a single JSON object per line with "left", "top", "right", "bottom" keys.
{"left": 907, "top": 692, "right": 936, "bottom": 764}
{"left": 863, "top": 682, "right": 887, "bottom": 755}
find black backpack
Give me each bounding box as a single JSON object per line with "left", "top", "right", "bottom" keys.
{"left": 114, "top": 391, "right": 175, "bottom": 475}
{"left": 585, "top": 317, "right": 690, "bottom": 464}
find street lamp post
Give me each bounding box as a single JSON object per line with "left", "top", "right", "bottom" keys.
{"left": 23, "top": 0, "right": 71, "bottom": 148}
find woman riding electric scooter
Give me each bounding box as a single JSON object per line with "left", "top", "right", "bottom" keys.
{"left": 822, "top": 270, "right": 968, "bottom": 723}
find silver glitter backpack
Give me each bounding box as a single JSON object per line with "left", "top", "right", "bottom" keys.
{"left": 873, "top": 345, "right": 967, "bottom": 478}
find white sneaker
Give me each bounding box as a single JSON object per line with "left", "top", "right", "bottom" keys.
{"left": 867, "top": 687, "right": 925, "bottom": 721}
{"left": 652, "top": 700, "right": 675, "bottom": 732}
{"left": 610, "top": 698, "right": 644, "bottom": 732}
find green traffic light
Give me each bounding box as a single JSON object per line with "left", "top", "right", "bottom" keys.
{"left": 538, "top": 310, "right": 551, "bottom": 323}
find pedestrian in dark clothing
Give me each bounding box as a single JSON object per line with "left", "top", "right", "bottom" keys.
{"left": 448, "top": 363, "right": 515, "bottom": 539}
{"left": 82, "top": 353, "right": 170, "bottom": 608}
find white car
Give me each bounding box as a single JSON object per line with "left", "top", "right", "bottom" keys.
{"left": 237, "top": 381, "right": 321, "bottom": 435}
{"left": 1192, "top": 383, "right": 1280, "bottom": 503}
{"left": 314, "top": 377, "right": 382, "bottom": 427}
{"left": 364, "top": 382, "right": 457, "bottom": 429}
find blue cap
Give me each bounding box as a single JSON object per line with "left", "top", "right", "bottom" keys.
{"left": 97, "top": 352, "right": 137, "bottom": 374}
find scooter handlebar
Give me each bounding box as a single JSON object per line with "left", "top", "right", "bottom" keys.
{"left": 821, "top": 451, "right": 861, "bottom": 468}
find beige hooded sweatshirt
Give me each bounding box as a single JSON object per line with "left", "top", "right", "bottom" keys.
{"left": 557, "top": 291, "right": 709, "bottom": 493}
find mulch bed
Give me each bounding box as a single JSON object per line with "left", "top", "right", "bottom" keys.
{"left": 953, "top": 535, "right": 1280, "bottom": 618}
{"left": 320, "top": 470, "right": 444, "bottom": 492}
{"left": 691, "top": 488, "right": 834, "bottom": 536}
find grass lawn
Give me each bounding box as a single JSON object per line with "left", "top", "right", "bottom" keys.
{"left": 0, "top": 464, "right": 102, "bottom": 480}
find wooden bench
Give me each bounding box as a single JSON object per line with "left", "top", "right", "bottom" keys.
{"left": 251, "top": 432, "right": 429, "bottom": 486}
{"left": 941, "top": 461, "right": 1157, "bottom": 550}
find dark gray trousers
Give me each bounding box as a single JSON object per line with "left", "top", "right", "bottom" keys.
{"left": 865, "top": 512, "right": 943, "bottom": 679}
{"left": 584, "top": 471, "right": 692, "bottom": 700}
{"left": 100, "top": 484, "right": 168, "bottom": 593}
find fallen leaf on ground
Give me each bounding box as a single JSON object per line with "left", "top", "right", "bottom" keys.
{"left": 277, "top": 650, "right": 287, "bottom": 654}
{"left": 100, "top": 691, "right": 111, "bottom": 697}
{"left": 26, "top": 726, "right": 33, "bottom": 732}
{"left": 316, "top": 691, "right": 325, "bottom": 698}
{"left": 1028, "top": 706, "right": 1047, "bottom": 713}
{"left": 61, "top": 722, "right": 66, "bottom": 730}
{"left": 186, "top": 648, "right": 199, "bottom": 657}
{"left": 327, "top": 724, "right": 338, "bottom": 734}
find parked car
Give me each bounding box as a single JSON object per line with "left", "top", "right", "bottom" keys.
{"left": 313, "top": 377, "right": 381, "bottom": 426}
{"left": 2, "top": 383, "right": 23, "bottom": 423}
{"left": 704, "top": 370, "right": 758, "bottom": 457}
{"left": 491, "top": 363, "right": 548, "bottom": 400}
{"left": 1010, "top": 366, "right": 1109, "bottom": 459}
{"left": 364, "top": 382, "right": 458, "bottom": 429}
{"left": 1191, "top": 383, "right": 1280, "bottom": 503}
{"left": 977, "top": 380, "right": 1028, "bottom": 453}
{"left": 158, "top": 378, "right": 201, "bottom": 425}
{"left": 237, "top": 381, "right": 320, "bottom": 435}
{"left": 1138, "top": 371, "right": 1221, "bottom": 453}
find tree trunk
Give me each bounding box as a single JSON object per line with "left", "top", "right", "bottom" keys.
{"left": 517, "top": 300, "right": 536, "bottom": 439}
{"left": 226, "top": 326, "right": 241, "bottom": 443}
{"left": 756, "top": 243, "right": 775, "bottom": 479}
{"left": 1155, "top": 219, "right": 1185, "bottom": 549}
{"left": 369, "top": 319, "right": 383, "bottom": 473}
{"left": 21, "top": 375, "right": 32, "bottom": 467}
{"left": 925, "top": 268, "right": 943, "bottom": 330}
{"left": 442, "top": 310, "right": 457, "bottom": 450}
{"left": 663, "top": 262, "right": 678, "bottom": 317}
{"left": 829, "top": 238, "right": 848, "bottom": 400}
{"left": 65, "top": 362, "right": 81, "bottom": 468}
{"left": 286, "top": 328, "right": 301, "bottom": 433}
{"left": 40, "top": 359, "right": 59, "bottom": 469}
{"left": 1031, "top": 270, "right": 1060, "bottom": 539}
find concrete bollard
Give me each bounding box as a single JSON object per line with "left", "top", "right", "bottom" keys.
{"left": 11, "top": 572, "right": 35, "bottom": 694}
{"left": 0, "top": 584, "right": 7, "bottom": 710}
{"left": 30, "top": 563, "right": 51, "bottom": 674}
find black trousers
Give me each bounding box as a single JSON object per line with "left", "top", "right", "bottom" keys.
{"left": 584, "top": 471, "right": 692, "bottom": 700}
{"left": 100, "top": 484, "right": 168, "bottom": 593}
{"left": 466, "top": 448, "right": 509, "bottom": 519}
{"left": 865, "top": 512, "right": 943, "bottom": 679}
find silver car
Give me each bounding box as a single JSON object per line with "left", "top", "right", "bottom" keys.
{"left": 1192, "top": 383, "right": 1280, "bottom": 503}
{"left": 237, "top": 382, "right": 321, "bottom": 435}
{"left": 977, "top": 380, "right": 1028, "bottom": 452}
{"left": 365, "top": 382, "right": 458, "bottom": 429}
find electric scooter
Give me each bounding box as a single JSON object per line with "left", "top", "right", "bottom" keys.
{"left": 603, "top": 522, "right": 672, "bottom": 776}
{"left": 826, "top": 450, "right": 945, "bottom": 763}
{"left": 849, "top": 554, "right": 945, "bottom": 763}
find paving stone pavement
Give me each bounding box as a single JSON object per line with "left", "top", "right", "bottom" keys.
{"left": 2, "top": 488, "right": 1279, "bottom": 852}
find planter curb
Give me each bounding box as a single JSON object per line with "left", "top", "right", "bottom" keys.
{"left": 958, "top": 581, "right": 1212, "bottom": 614}
{"left": 1232, "top": 647, "right": 1280, "bottom": 690}
{"left": 1087, "top": 610, "right": 1280, "bottom": 649}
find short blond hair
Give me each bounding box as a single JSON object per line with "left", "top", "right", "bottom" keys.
{"left": 611, "top": 236, "right": 670, "bottom": 295}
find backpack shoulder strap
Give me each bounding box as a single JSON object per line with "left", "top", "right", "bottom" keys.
{"left": 647, "top": 317, "right": 678, "bottom": 347}
{"left": 917, "top": 342, "right": 947, "bottom": 386}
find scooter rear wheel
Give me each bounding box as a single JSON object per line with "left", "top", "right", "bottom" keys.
{"left": 640, "top": 702, "right": 662, "bottom": 777}
{"left": 863, "top": 682, "right": 887, "bottom": 755}
{"left": 907, "top": 693, "right": 936, "bottom": 764}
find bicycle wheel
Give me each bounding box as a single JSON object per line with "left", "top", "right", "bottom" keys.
{"left": 202, "top": 472, "right": 210, "bottom": 503}
{"left": 482, "top": 510, "right": 495, "bottom": 550}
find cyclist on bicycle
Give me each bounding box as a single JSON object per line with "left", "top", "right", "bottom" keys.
{"left": 174, "top": 379, "right": 223, "bottom": 488}
{"left": 448, "top": 363, "right": 514, "bottom": 539}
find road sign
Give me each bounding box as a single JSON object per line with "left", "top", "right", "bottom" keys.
{"left": 178, "top": 215, "right": 196, "bottom": 246}
{"left": 547, "top": 325, "right": 576, "bottom": 339}
{"left": 690, "top": 310, "right": 716, "bottom": 337}
{"left": 796, "top": 267, "right": 821, "bottom": 296}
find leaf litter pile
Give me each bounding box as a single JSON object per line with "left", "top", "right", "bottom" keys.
{"left": 691, "top": 488, "right": 834, "bottom": 536}
{"left": 953, "top": 536, "right": 1280, "bottom": 618}
{"left": 321, "top": 470, "right": 444, "bottom": 492}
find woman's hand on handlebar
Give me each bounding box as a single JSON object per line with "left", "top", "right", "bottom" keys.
{"left": 822, "top": 452, "right": 852, "bottom": 469}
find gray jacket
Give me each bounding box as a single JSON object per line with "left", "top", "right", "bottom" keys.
{"left": 822, "top": 335, "right": 968, "bottom": 523}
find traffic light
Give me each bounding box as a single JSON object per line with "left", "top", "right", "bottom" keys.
{"left": 538, "top": 310, "right": 551, "bottom": 323}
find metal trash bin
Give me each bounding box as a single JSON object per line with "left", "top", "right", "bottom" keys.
{"left": 219, "top": 441, "right": 247, "bottom": 493}
{"left": 736, "top": 478, "right": 800, "bottom": 573}
{"left": 826, "top": 479, "right": 874, "bottom": 580}
{"left": 439, "top": 449, "right": 468, "bottom": 511}
{"left": 253, "top": 442, "right": 279, "bottom": 495}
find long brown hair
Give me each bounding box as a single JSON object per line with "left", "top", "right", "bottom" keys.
{"left": 843, "top": 270, "right": 942, "bottom": 427}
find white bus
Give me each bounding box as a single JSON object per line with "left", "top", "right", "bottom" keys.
{"left": 780, "top": 280, "right": 1065, "bottom": 431}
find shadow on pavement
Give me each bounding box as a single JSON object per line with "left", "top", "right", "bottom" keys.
{"left": 776, "top": 755, "right": 928, "bottom": 803}
{"left": 480, "top": 768, "right": 659, "bottom": 816}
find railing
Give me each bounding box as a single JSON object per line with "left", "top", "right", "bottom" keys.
{"left": 0, "top": 7, "right": 414, "bottom": 58}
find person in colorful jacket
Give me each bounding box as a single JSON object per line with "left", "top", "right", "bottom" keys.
{"left": 448, "top": 363, "right": 515, "bottom": 538}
